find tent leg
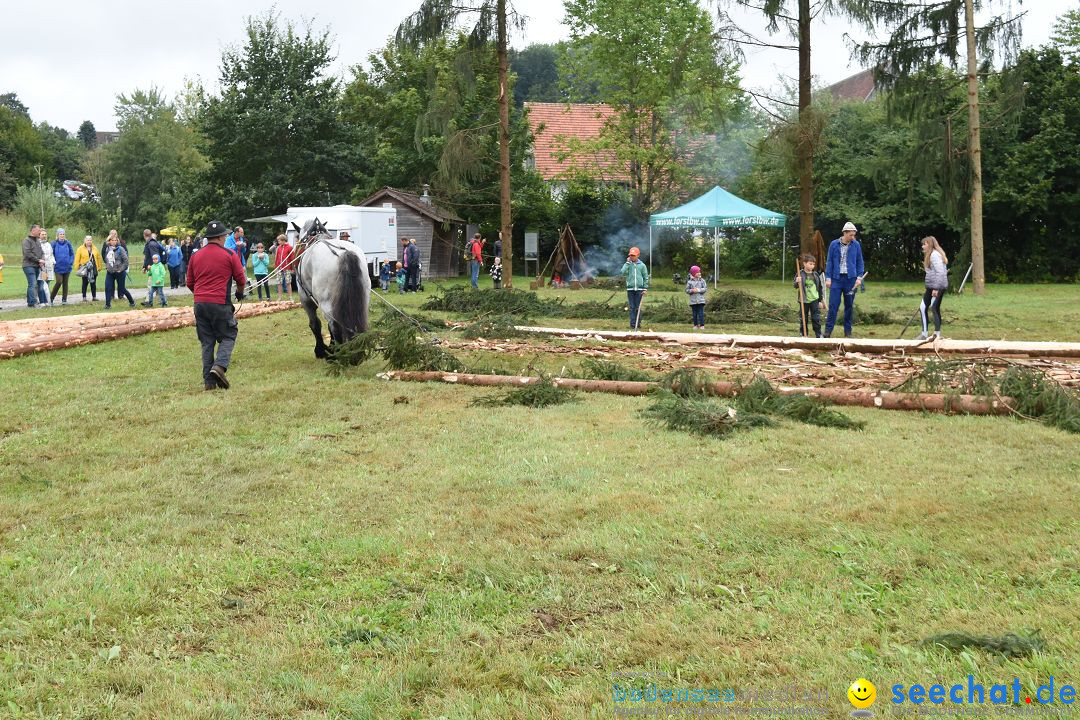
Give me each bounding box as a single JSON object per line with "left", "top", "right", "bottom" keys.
{"left": 648, "top": 225, "right": 653, "bottom": 274}
{"left": 713, "top": 227, "right": 718, "bottom": 288}
{"left": 781, "top": 227, "right": 786, "bottom": 281}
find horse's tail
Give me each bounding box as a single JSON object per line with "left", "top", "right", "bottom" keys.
{"left": 334, "top": 251, "right": 369, "bottom": 340}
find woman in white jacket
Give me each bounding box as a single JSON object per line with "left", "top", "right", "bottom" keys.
{"left": 38, "top": 229, "right": 55, "bottom": 306}
{"left": 917, "top": 236, "right": 949, "bottom": 340}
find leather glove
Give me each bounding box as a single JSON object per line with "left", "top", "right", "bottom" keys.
{"left": 235, "top": 289, "right": 244, "bottom": 301}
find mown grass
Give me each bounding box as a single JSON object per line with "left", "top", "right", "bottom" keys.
{"left": 1, "top": 300, "right": 1078, "bottom": 718}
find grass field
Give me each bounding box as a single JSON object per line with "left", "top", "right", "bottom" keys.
{"left": 2, "top": 280, "right": 1078, "bottom": 718}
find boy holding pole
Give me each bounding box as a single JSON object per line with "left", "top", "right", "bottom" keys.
{"left": 794, "top": 253, "right": 824, "bottom": 337}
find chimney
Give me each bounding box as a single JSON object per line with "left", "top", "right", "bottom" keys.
{"left": 420, "top": 184, "right": 432, "bottom": 205}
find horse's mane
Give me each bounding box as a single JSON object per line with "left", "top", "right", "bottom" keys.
{"left": 295, "top": 217, "right": 331, "bottom": 240}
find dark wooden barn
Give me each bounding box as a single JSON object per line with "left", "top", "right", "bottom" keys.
{"left": 357, "top": 187, "right": 465, "bottom": 278}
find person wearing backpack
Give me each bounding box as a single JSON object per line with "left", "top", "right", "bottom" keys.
{"left": 467, "top": 233, "right": 484, "bottom": 289}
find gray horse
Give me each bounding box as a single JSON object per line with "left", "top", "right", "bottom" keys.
{"left": 294, "top": 218, "right": 371, "bottom": 358}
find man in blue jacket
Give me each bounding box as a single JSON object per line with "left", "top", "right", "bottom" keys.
{"left": 823, "top": 221, "right": 865, "bottom": 338}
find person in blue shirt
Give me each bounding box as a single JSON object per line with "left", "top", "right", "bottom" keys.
{"left": 823, "top": 221, "right": 866, "bottom": 338}
{"left": 165, "top": 239, "right": 184, "bottom": 289}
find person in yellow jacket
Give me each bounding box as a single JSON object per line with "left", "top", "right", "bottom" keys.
{"left": 73, "top": 235, "right": 105, "bottom": 302}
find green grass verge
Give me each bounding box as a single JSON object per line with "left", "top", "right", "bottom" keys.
{"left": 1, "top": 304, "right": 1077, "bottom": 718}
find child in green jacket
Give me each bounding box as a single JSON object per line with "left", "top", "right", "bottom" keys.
{"left": 147, "top": 254, "right": 168, "bottom": 307}
{"left": 620, "top": 246, "right": 649, "bottom": 330}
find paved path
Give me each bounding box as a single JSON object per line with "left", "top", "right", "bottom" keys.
{"left": 0, "top": 286, "right": 194, "bottom": 313}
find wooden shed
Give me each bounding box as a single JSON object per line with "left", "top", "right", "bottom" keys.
{"left": 357, "top": 187, "right": 465, "bottom": 278}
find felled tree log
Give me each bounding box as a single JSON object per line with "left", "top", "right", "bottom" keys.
{"left": 380, "top": 370, "right": 1015, "bottom": 416}
{"left": 514, "top": 326, "right": 1080, "bottom": 359}
{"left": 0, "top": 302, "right": 298, "bottom": 359}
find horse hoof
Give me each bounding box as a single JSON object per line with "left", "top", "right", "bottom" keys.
{"left": 315, "top": 346, "right": 328, "bottom": 359}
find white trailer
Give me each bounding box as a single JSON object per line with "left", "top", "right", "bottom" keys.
{"left": 246, "top": 204, "right": 398, "bottom": 277}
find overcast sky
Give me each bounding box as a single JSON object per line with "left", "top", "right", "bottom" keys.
{"left": 1, "top": 0, "right": 1069, "bottom": 132}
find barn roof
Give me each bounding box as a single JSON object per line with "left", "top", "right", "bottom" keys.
{"left": 356, "top": 187, "right": 464, "bottom": 224}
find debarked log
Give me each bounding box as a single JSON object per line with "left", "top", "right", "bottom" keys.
{"left": 514, "top": 326, "right": 1080, "bottom": 359}
{"left": 380, "top": 371, "right": 1016, "bottom": 416}
{"left": 0, "top": 302, "right": 298, "bottom": 359}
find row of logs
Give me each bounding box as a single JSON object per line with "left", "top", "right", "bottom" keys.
{"left": 0, "top": 302, "right": 298, "bottom": 359}
{"left": 381, "top": 371, "right": 1015, "bottom": 416}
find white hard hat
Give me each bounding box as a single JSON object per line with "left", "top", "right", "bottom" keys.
{"left": 843, "top": 222, "right": 857, "bottom": 233}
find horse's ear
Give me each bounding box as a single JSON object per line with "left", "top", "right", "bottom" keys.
{"left": 291, "top": 222, "right": 300, "bottom": 233}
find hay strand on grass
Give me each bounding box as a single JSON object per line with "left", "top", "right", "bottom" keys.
{"left": 922, "top": 631, "right": 1045, "bottom": 658}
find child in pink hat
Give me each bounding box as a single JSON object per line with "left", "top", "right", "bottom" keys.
{"left": 685, "top": 265, "right": 707, "bottom": 330}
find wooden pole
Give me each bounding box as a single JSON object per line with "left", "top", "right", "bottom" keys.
{"left": 965, "top": 0, "right": 986, "bottom": 295}
{"left": 381, "top": 371, "right": 1017, "bottom": 416}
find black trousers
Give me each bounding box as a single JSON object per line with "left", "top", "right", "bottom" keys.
{"left": 194, "top": 303, "right": 238, "bottom": 385}
{"left": 81, "top": 276, "right": 97, "bottom": 299}
{"left": 799, "top": 301, "right": 822, "bottom": 337}
{"left": 168, "top": 265, "right": 181, "bottom": 288}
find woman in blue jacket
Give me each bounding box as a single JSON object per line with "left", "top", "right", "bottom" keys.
{"left": 823, "top": 221, "right": 865, "bottom": 338}
{"left": 50, "top": 228, "right": 76, "bottom": 304}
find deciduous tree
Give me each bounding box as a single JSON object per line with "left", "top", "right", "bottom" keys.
{"left": 562, "top": 0, "right": 744, "bottom": 219}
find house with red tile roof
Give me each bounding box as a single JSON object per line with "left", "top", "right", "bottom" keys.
{"left": 524, "top": 102, "right": 631, "bottom": 194}
{"left": 827, "top": 69, "right": 878, "bottom": 103}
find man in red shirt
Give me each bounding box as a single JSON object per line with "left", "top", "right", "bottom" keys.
{"left": 273, "top": 233, "right": 294, "bottom": 301}
{"left": 186, "top": 220, "right": 246, "bottom": 390}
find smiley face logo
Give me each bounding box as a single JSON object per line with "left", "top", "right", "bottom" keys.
{"left": 848, "top": 679, "right": 876, "bottom": 715}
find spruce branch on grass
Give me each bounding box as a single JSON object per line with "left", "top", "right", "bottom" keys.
{"left": 469, "top": 374, "right": 578, "bottom": 408}
{"left": 645, "top": 372, "right": 863, "bottom": 439}
{"left": 579, "top": 358, "right": 656, "bottom": 382}
{"left": 896, "top": 359, "right": 1080, "bottom": 434}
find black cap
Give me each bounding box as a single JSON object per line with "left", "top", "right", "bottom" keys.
{"left": 203, "top": 220, "right": 227, "bottom": 238}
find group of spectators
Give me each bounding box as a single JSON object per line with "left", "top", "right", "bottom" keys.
{"left": 16, "top": 224, "right": 304, "bottom": 309}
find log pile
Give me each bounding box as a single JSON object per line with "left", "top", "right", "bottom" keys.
{"left": 444, "top": 337, "right": 1080, "bottom": 391}
{"left": 515, "top": 326, "right": 1080, "bottom": 358}
{"left": 379, "top": 370, "right": 1016, "bottom": 417}
{"left": 0, "top": 302, "right": 298, "bottom": 359}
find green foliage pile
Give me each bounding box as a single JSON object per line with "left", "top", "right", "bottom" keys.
{"left": 326, "top": 316, "right": 465, "bottom": 374}
{"left": 643, "top": 371, "right": 863, "bottom": 439}
{"left": 460, "top": 315, "right": 530, "bottom": 340}
{"left": 470, "top": 375, "right": 578, "bottom": 409}
{"left": 737, "top": 377, "right": 866, "bottom": 429}
{"left": 922, "top": 631, "right": 1045, "bottom": 659}
{"left": 557, "top": 290, "right": 796, "bottom": 324}
{"left": 895, "top": 359, "right": 1080, "bottom": 434}
{"left": 855, "top": 309, "right": 898, "bottom": 325}
{"left": 578, "top": 358, "right": 655, "bottom": 382}
{"left": 421, "top": 286, "right": 564, "bottom": 318}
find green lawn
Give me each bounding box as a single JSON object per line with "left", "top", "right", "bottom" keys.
{"left": 1, "top": 291, "right": 1077, "bottom": 718}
